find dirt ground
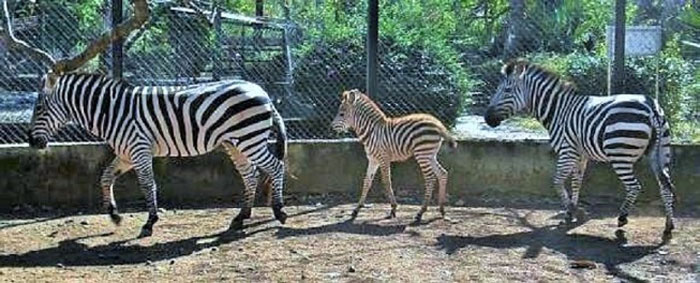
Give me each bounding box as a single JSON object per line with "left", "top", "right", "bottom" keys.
{"left": 0, "top": 202, "right": 698, "bottom": 282}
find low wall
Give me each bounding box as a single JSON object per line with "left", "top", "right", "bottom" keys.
{"left": 0, "top": 140, "right": 698, "bottom": 212}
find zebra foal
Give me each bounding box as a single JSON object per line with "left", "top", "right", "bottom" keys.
{"left": 331, "top": 89, "right": 457, "bottom": 221}
{"left": 484, "top": 60, "right": 676, "bottom": 237}
{"left": 29, "top": 74, "right": 288, "bottom": 237}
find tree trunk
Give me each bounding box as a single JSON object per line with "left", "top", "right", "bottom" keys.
{"left": 504, "top": 0, "right": 525, "bottom": 58}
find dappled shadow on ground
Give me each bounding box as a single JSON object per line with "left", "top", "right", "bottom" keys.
{"left": 0, "top": 205, "right": 331, "bottom": 267}
{"left": 436, "top": 209, "right": 664, "bottom": 283}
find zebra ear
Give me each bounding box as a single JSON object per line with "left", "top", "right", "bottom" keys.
{"left": 344, "top": 89, "right": 360, "bottom": 103}
{"left": 501, "top": 63, "right": 514, "bottom": 77}
{"left": 42, "top": 73, "right": 58, "bottom": 95}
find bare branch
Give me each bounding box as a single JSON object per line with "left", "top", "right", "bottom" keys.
{"left": 53, "top": 0, "right": 150, "bottom": 74}
{"left": 0, "top": 0, "right": 56, "bottom": 67}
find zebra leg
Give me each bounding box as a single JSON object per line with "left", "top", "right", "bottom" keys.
{"left": 133, "top": 154, "right": 159, "bottom": 238}
{"left": 416, "top": 157, "right": 436, "bottom": 222}
{"left": 612, "top": 162, "right": 642, "bottom": 228}
{"left": 352, "top": 158, "right": 379, "bottom": 219}
{"left": 433, "top": 159, "right": 449, "bottom": 218}
{"left": 100, "top": 157, "right": 133, "bottom": 225}
{"left": 553, "top": 154, "right": 575, "bottom": 224}
{"left": 255, "top": 152, "right": 287, "bottom": 224}
{"left": 225, "top": 144, "right": 259, "bottom": 230}
{"left": 379, "top": 160, "right": 398, "bottom": 219}
{"left": 648, "top": 149, "right": 676, "bottom": 236}
{"left": 569, "top": 157, "right": 588, "bottom": 222}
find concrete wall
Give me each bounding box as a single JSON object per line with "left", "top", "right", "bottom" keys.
{"left": 0, "top": 140, "right": 698, "bottom": 211}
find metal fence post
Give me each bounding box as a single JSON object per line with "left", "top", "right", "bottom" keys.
{"left": 111, "top": 0, "right": 123, "bottom": 79}
{"left": 609, "top": 0, "right": 626, "bottom": 95}
{"left": 366, "top": 0, "right": 379, "bottom": 96}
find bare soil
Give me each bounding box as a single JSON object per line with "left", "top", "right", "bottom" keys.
{"left": 0, "top": 203, "right": 698, "bottom": 282}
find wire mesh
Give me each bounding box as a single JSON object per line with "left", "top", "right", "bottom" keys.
{"left": 0, "top": 0, "right": 698, "bottom": 144}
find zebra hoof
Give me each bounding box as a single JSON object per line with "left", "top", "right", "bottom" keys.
{"left": 664, "top": 221, "right": 675, "bottom": 233}
{"left": 109, "top": 213, "right": 123, "bottom": 226}
{"left": 414, "top": 213, "right": 423, "bottom": 223}
{"left": 137, "top": 227, "right": 153, "bottom": 238}
{"left": 350, "top": 209, "right": 359, "bottom": 219}
{"left": 273, "top": 205, "right": 287, "bottom": 224}
{"left": 439, "top": 207, "right": 446, "bottom": 218}
{"left": 662, "top": 228, "right": 673, "bottom": 243}
{"left": 230, "top": 219, "right": 245, "bottom": 231}
{"left": 575, "top": 208, "right": 587, "bottom": 223}
{"left": 385, "top": 211, "right": 396, "bottom": 219}
{"left": 617, "top": 215, "right": 628, "bottom": 227}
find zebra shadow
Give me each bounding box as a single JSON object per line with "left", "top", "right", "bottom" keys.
{"left": 435, "top": 209, "right": 665, "bottom": 283}
{"left": 0, "top": 205, "right": 330, "bottom": 267}
{"left": 275, "top": 218, "right": 410, "bottom": 239}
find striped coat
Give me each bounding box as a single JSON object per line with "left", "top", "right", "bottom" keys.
{"left": 484, "top": 60, "right": 675, "bottom": 237}
{"left": 332, "top": 89, "right": 456, "bottom": 222}
{"left": 29, "top": 74, "right": 288, "bottom": 237}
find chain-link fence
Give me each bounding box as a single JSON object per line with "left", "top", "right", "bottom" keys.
{"left": 0, "top": 0, "right": 698, "bottom": 143}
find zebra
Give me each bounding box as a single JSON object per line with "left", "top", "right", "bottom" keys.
{"left": 28, "top": 73, "right": 288, "bottom": 238}
{"left": 484, "top": 59, "right": 676, "bottom": 237}
{"left": 331, "top": 89, "right": 457, "bottom": 222}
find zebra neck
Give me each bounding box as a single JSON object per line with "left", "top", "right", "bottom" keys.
{"left": 352, "top": 106, "right": 387, "bottom": 141}
{"left": 528, "top": 81, "right": 577, "bottom": 131}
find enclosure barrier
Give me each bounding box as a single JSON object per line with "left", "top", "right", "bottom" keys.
{"left": 0, "top": 139, "right": 698, "bottom": 212}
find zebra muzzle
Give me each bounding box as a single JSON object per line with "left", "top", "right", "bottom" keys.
{"left": 484, "top": 108, "right": 502, "bottom": 128}
{"left": 28, "top": 136, "right": 48, "bottom": 149}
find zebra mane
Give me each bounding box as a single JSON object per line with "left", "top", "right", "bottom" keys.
{"left": 505, "top": 59, "right": 577, "bottom": 93}
{"left": 350, "top": 90, "right": 388, "bottom": 120}
{"left": 62, "top": 73, "right": 134, "bottom": 89}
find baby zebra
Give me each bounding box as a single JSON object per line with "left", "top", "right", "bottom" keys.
{"left": 331, "top": 89, "right": 457, "bottom": 221}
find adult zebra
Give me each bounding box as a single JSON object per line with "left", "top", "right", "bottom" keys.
{"left": 484, "top": 60, "right": 676, "bottom": 237}
{"left": 332, "top": 89, "right": 457, "bottom": 221}
{"left": 29, "top": 74, "right": 289, "bottom": 238}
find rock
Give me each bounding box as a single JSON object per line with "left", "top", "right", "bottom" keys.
{"left": 47, "top": 231, "right": 58, "bottom": 238}
{"left": 455, "top": 199, "right": 465, "bottom": 206}
{"left": 315, "top": 202, "right": 323, "bottom": 207}
{"left": 348, "top": 266, "right": 356, "bottom": 273}
{"left": 238, "top": 247, "right": 244, "bottom": 252}
{"left": 145, "top": 260, "right": 153, "bottom": 266}
{"left": 170, "top": 260, "right": 175, "bottom": 265}
{"left": 158, "top": 208, "right": 167, "bottom": 213}
{"left": 658, "top": 250, "right": 669, "bottom": 255}
{"left": 64, "top": 220, "right": 74, "bottom": 224}
{"left": 211, "top": 247, "right": 219, "bottom": 252}
{"left": 56, "top": 263, "right": 65, "bottom": 268}
{"left": 80, "top": 220, "right": 89, "bottom": 226}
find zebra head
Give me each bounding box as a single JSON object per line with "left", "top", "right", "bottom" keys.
{"left": 28, "top": 75, "right": 68, "bottom": 149}
{"left": 331, "top": 89, "right": 362, "bottom": 133}
{"left": 484, "top": 60, "right": 529, "bottom": 128}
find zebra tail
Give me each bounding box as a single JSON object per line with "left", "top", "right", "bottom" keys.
{"left": 439, "top": 129, "right": 458, "bottom": 149}
{"left": 271, "top": 107, "right": 297, "bottom": 180}
{"left": 271, "top": 107, "right": 287, "bottom": 161}
{"left": 650, "top": 100, "right": 677, "bottom": 202}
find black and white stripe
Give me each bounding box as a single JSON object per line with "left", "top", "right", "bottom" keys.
{"left": 484, "top": 60, "right": 675, "bottom": 236}
{"left": 29, "top": 73, "right": 288, "bottom": 237}
{"left": 331, "top": 89, "right": 457, "bottom": 221}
